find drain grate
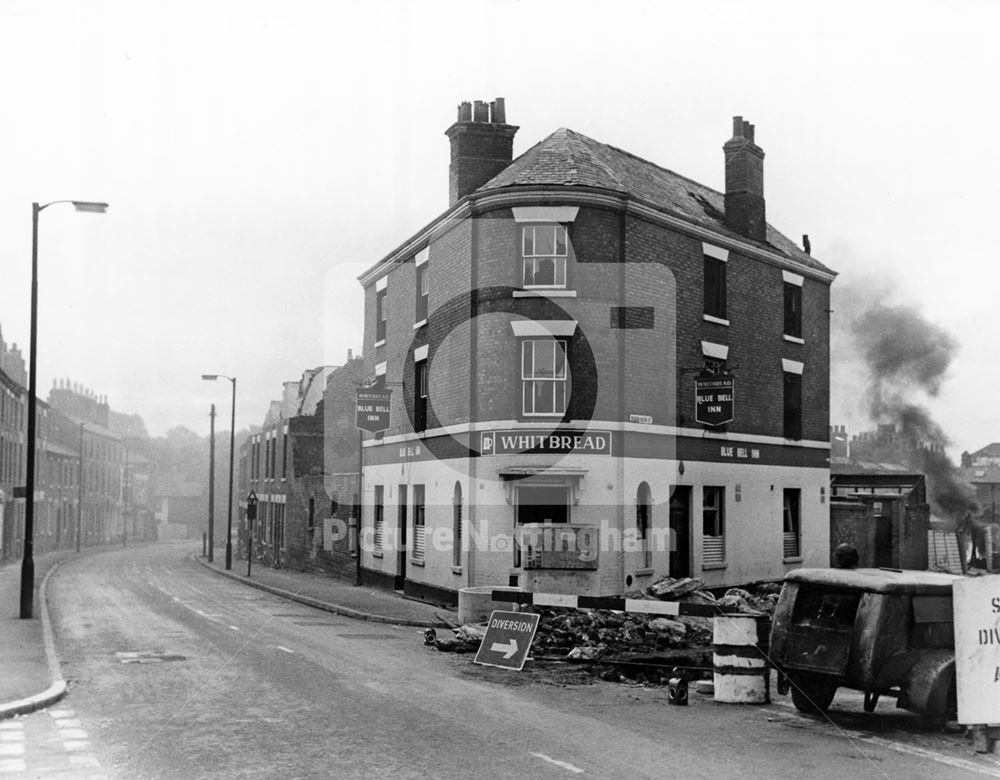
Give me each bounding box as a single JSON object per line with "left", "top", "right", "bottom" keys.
{"left": 116, "top": 651, "right": 186, "bottom": 664}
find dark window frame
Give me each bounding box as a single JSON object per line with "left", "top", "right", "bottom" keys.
{"left": 414, "top": 359, "right": 428, "bottom": 432}
{"left": 704, "top": 257, "right": 727, "bottom": 320}
{"left": 784, "top": 372, "right": 803, "bottom": 440}
{"left": 376, "top": 288, "right": 388, "bottom": 343}
{"left": 415, "top": 263, "right": 429, "bottom": 323}
{"left": 784, "top": 282, "right": 802, "bottom": 339}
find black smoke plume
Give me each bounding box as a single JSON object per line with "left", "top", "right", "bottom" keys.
{"left": 848, "top": 299, "right": 979, "bottom": 527}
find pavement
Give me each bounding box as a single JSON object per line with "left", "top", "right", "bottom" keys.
{"left": 0, "top": 543, "right": 455, "bottom": 721}
{"left": 0, "top": 550, "right": 74, "bottom": 720}
{"left": 194, "top": 545, "right": 455, "bottom": 629}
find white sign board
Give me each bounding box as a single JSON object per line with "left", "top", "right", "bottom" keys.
{"left": 953, "top": 575, "right": 1000, "bottom": 724}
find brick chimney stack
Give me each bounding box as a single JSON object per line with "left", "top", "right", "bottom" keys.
{"left": 723, "top": 116, "right": 766, "bottom": 242}
{"left": 445, "top": 97, "right": 518, "bottom": 206}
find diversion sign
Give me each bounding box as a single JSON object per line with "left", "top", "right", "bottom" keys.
{"left": 473, "top": 611, "right": 540, "bottom": 671}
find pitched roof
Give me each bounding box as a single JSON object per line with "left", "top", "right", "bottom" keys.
{"left": 478, "top": 128, "right": 834, "bottom": 276}
{"left": 972, "top": 442, "right": 1000, "bottom": 460}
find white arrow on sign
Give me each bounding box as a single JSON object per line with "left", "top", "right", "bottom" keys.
{"left": 490, "top": 639, "right": 518, "bottom": 659}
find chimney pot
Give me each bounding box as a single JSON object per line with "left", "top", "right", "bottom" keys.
{"left": 492, "top": 97, "right": 506, "bottom": 123}
{"left": 473, "top": 100, "right": 489, "bottom": 122}
{"left": 746, "top": 123, "right": 755, "bottom": 142}
{"left": 458, "top": 101, "right": 472, "bottom": 122}
{"left": 802, "top": 234, "right": 811, "bottom": 254}
{"left": 732, "top": 116, "right": 743, "bottom": 136}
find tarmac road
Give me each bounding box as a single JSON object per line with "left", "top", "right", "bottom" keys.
{"left": 12, "top": 543, "right": 998, "bottom": 778}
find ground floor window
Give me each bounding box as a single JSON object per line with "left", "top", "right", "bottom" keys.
{"left": 783, "top": 488, "right": 801, "bottom": 559}
{"left": 702, "top": 486, "right": 725, "bottom": 566}
{"left": 412, "top": 484, "right": 426, "bottom": 561}
{"left": 514, "top": 483, "right": 570, "bottom": 568}
{"left": 373, "top": 485, "right": 384, "bottom": 552}
{"left": 636, "top": 481, "right": 652, "bottom": 568}
{"left": 452, "top": 483, "right": 463, "bottom": 568}
{"left": 516, "top": 484, "right": 569, "bottom": 524}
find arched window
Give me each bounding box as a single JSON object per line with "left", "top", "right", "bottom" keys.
{"left": 636, "top": 481, "right": 652, "bottom": 568}
{"left": 453, "top": 482, "right": 463, "bottom": 569}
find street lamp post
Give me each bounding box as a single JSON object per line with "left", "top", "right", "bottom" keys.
{"left": 202, "top": 374, "right": 236, "bottom": 570}
{"left": 21, "top": 200, "right": 108, "bottom": 620}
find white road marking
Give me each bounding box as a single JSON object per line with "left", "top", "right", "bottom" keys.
{"left": 57, "top": 728, "right": 89, "bottom": 740}
{"left": 529, "top": 752, "right": 584, "bottom": 774}
{"left": 48, "top": 710, "right": 74, "bottom": 718}
{"left": 69, "top": 755, "right": 102, "bottom": 768}
{"left": 276, "top": 646, "right": 294, "bottom": 654}
{"left": 0, "top": 743, "right": 25, "bottom": 756}
{"left": 0, "top": 722, "right": 23, "bottom": 731}
{"left": 0, "top": 758, "right": 26, "bottom": 772}
{"left": 63, "top": 740, "right": 91, "bottom": 751}
{"left": 229, "top": 625, "right": 240, "bottom": 631}
{"left": 52, "top": 718, "right": 82, "bottom": 728}
{"left": 859, "top": 736, "right": 1000, "bottom": 777}
{"left": 0, "top": 731, "right": 24, "bottom": 742}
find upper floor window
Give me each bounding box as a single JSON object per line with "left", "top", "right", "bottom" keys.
{"left": 783, "top": 283, "right": 802, "bottom": 338}
{"left": 522, "top": 225, "right": 568, "bottom": 288}
{"left": 414, "top": 359, "right": 428, "bottom": 432}
{"left": 783, "top": 271, "right": 803, "bottom": 339}
{"left": 375, "top": 288, "right": 388, "bottom": 343}
{"left": 415, "top": 262, "right": 429, "bottom": 323}
{"left": 704, "top": 257, "right": 727, "bottom": 320}
{"left": 522, "top": 339, "right": 567, "bottom": 416}
{"left": 783, "top": 369, "right": 802, "bottom": 440}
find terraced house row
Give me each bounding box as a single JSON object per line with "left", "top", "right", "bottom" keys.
{"left": 352, "top": 99, "right": 835, "bottom": 604}
{"left": 0, "top": 330, "right": 156, "bottom": 560}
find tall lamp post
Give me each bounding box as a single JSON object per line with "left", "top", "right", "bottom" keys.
{"left": 21, "top": 200, "right": 108, "bottom": 620}
{"left": 202, "top": 374, "right": 236, "bottom": 570}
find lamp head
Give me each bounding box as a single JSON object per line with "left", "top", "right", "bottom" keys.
{"left": 201, "top": 374, "right": 219, "bottom": 381}
{"left": 71, "top": 201, "right": 109, "bottom": 213}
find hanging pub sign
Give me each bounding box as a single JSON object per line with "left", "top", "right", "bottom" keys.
{"left": 695, "top": 373, "right": 734, "bottom": 427}
{"left": 356, "top": 388, "right": 392, "bottom": 433}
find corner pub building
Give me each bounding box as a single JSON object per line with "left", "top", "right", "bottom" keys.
{"left": 356, "top": 98, "right": 835, "bottom": 604}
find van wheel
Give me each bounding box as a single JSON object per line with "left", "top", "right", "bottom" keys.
{"left": 790, "top": 673, "right": 837, "bottom": 714}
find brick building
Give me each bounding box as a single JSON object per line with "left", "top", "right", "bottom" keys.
{"left": 47, "top": 381, "right": 126, "bottom": 547}
{"left": 240, "top": 356, "right": 362, "bottom": 576}
{"left": 0, "top": 337, "right": 26, "bottom": 561}
{"left": 356, "top": 99, "right": 835, "bottom": 603}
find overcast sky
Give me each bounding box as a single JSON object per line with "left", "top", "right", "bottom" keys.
{"left": 0, "top": 1, "right": 997, "bottom": 455}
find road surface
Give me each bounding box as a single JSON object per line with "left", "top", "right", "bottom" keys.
{"left": 7, "top": 544, "right": 999, "bottom": 778}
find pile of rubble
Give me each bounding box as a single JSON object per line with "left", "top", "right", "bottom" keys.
{"left": 426, "top": 576, "right": 781, "bottom": 659}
